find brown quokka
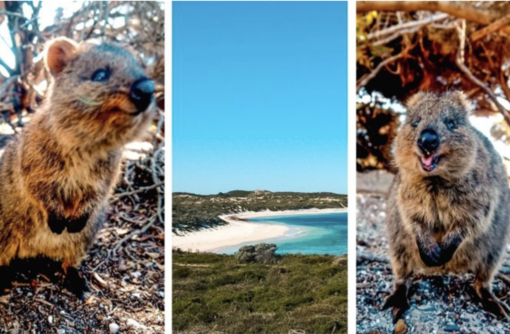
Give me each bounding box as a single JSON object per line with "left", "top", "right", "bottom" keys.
{"left": 0, "top": 37, "right": 155, "bottom": 298}
{"left": 384, "top": 91, "right": 510, "bottom": 321}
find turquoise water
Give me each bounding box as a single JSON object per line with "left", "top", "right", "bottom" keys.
{"left": 219, "top": 212, "right": 348, "bottom": 255}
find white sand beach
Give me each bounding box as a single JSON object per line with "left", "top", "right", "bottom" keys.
{"left": 172, "top": 208, "right": 347, "bottom": 253}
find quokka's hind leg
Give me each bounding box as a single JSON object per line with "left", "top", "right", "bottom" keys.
{"left": 382, "top": 277, "right": 412, "bottom": 323}
{"left": 474, "top": 269, "right": 510, "bottom": 318}
{"left": 382, "top": 254, "right": 413, "bottom": 323}
{"left": 62, "top": 261, "right": 89, "bottom": 301}
{"left": 0, "top": 266, "right": 13, "bottom": 294}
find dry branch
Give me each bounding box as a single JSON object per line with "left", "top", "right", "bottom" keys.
{"left": 356, "top": 52, "right": 405, "bottom": 91}
{"left": 112, "top": 182, "right": 164, "bottom": 199}
{"left": 357, "top": 1, "right": 502, "bottom": 25}
{"left": 367, "top": 13, "right": 449, "bottom": 41}
{"left": 471, "top": 14, "right": 510, "bottom": 42}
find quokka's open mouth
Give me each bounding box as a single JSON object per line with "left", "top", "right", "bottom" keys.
{"left": 419, "top": 154, "right": 440, "bottom": 172}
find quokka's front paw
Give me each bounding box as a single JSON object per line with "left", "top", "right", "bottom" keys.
{"left": 417, "top": 243, "right": 442, "bottom": 267}
{"left": 47, "top": 212, "right": 89, "bottom": 234}
{"left": 438, "top": 235, "right": 462, "bottom": 265}
{"left": 66, "top": 213, "right": 90, "bottom": 233}
{"left": 47, "top": 212, "right": 67, "bottom": 234}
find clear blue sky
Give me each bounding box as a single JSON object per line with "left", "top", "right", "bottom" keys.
{"left": 173, "top": 1, "right": 348, "bottom": 195}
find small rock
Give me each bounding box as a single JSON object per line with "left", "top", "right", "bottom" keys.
{"left": 417, "top": 304, "right": 435, "bottom": 312}
{"left": 130, "top": 271, "right": 142, "bottom": 279}
{"left": 109, "top": 323, "right": 120, "bottom": 334}
{"left": 118, "top": 262, "right": 128, "bottom": 272}
{"left": 444, "top": 324, "right": 460, "bottom": 332}
{"left": 126, "top": 319, "right": 147, "bottom": 330}
{"left": 48, "top": 316, "right": 53, "bottom": 325}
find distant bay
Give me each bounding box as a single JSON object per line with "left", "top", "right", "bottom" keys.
{"left": 218, "top": 212, "right": 347, "bottom": 255}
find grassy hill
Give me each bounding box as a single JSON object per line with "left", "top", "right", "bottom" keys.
{"left": 172, "top": 251, "right": 348, "bottom": 334}
{"left": 172, "top": 190, "right": 347, "bottom": 233}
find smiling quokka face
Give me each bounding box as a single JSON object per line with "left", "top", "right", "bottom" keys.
{"left": 45, "top": 37, "right": 155, "bottom": 149}
{"left": 393, "top": 91, "right": 477, "bottom": 179}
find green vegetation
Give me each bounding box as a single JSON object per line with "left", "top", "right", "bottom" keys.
{"left": 173, "top": 190, "right": 347, "bottom": 233}
{"left": 173, "top": 251, "right": 348, "bottom": 334}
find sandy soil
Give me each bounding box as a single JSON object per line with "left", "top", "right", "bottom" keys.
{"left": 172, "top": 208, "right": 347, "bottom": 253}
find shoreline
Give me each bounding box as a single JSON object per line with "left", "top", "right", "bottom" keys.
{"left": 172, "top": 208, "right": 347, "bottom": 253}
{"left": 221, "top": 207, "right": 347, "bottom": 222}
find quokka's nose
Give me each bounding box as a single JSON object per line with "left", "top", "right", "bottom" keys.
{"left": 130, "top": 78, "right": 155, "bottom": 112}
{"left": 417, "top": 128, "right": 440, "bottom": 155}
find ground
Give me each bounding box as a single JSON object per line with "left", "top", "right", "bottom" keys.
{"left": 0, "top": 127, "right": 165, "bottom": 334}
{"left": 356, "top": 171, "right": 510, "bottom": 334}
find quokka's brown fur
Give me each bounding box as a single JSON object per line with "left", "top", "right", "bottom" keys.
{"left": 384, "top": 91, "right": 510, "bottom": 320}
{"left": 0, "top": 37, "right": 155, "bottom": 296}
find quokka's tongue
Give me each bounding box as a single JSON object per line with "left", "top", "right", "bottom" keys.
{"left": 421, "top": 155, "right": 434, "bottom": 168}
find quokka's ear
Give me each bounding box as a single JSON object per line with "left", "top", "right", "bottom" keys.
{"left": 443, "top": 90, "right": 472, "bottom": 113}
{"left": 45, "top": 37, "right": 79, "bottom": 76}
{"left": 406, "top": 91, "right": 428, "bottom": 110}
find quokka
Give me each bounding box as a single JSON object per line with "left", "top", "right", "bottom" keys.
{"left": 384, "top": 91, "right": 510, "bottom": 321}
{"left": 0, "top": 37, "right": 155, "bottom": 298}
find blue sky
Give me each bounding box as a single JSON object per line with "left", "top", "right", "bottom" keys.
{"left": 173, "top": 1, "right": 348, "bottom": 195}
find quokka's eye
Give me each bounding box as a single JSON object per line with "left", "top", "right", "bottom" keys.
{"left": 446, "top": 119, "right": 457, "bottom": 130}
{"left": 91, "top": 69, "right": 110, "bottom": 82}
{"left": 411, "top": 119, "right": 420, "bottom": 128}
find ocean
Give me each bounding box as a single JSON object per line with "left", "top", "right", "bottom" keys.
{"left": 219, "top": 212, "right": 347, "bottom": 255}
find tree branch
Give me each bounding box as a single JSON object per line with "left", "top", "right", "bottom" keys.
{"left": 367, "top": 13, "right": 449, "bottom": 41}
{"left": 471, "top": 14, "right": 510, "bottom": 42}
{"left": 357, "top": 52, "right": 405, "bottom": 91}
{"left": 357, "top": 1, "right": 502, "bottom": 25}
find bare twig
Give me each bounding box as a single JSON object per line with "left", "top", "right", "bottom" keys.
{"left": 372, "top": 27, "right": 420, "bottom": 47}
{"left": 367, "top": 13, "right": 449, "bottom": 41}
{"left": 357, "top": 52, "right": 405, "bottom": 91}
{"left": 112, "top": 215, "right": 158, "bottom": 254}
{"left": 471, "top": 14, "right": 510, "bottom": 42}
{"left": 497, "top": 273, "right": 510, "bottom": 286}
{"left": 112, "top": 181, "right": 164, "bottom": 199}
{"left": 357, "top": 1, "right": 502, "bottom": 25}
